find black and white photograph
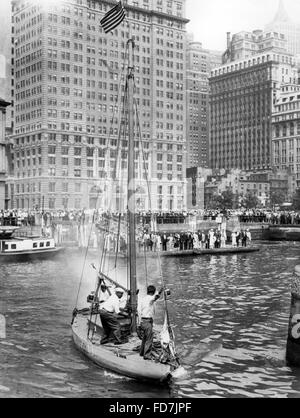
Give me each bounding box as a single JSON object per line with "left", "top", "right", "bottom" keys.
{"left": 0, "top": 0, "right": 300, "bottom": 401}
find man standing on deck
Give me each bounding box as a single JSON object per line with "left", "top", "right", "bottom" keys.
{"left": 138, "top": 285, "right": 164, "bottom": 360}
{"left": 100, "top": 288, "right": 128, "bottom": 345}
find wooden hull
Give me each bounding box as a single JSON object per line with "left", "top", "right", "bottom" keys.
{"left": 136, "top": 246, "right": 260, "bottom": 258}
{"left": 72, "top": 315, "right": 172, "bottom": 384}
{"left": 0, "top": 247, "right": 65, "bottom": 262}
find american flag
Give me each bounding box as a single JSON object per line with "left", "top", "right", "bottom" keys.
{"left": 100, "top": 1, "right": 126, "bottom": 34}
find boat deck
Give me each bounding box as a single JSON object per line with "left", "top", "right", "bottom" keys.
{"left": 72, "top": 314, "right": 172, "bottom": 383}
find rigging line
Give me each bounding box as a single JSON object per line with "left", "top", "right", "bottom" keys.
{"left": 96, "top": 54, "right": 126, "bottom": 280}
{"left": 109, "top": 81, "right": 127, "bottom": 271}
{"left": 132, "top": 92, "right": 150, "bottom": 288}
{"left": 101, "top": 43, "right": 129, "bottom": 244}
{"left": 101, "top": 43, "right": 129, "bottom": 220}
{"left": 103, "top": 44, "right": 128, "bottom": 157}
{"left": 75, "top": 199, "right": 100, "bottom": 309}
{"left": 114, "top": 212, "right": 122, "bottom": 269}
{"left": 111, "top": 61, "right": 128, "bottom": 182}
{"left": 89, "top": 231, "right": 111, "bottom": 339}
{"left": 81, "top": 200, "right": 102, "bottom": 336}
{"left": 133, "top": 94, "right": 152, "bottom": 282}
{"left": 133, "top": 92, "right": 177, "bottom": 352}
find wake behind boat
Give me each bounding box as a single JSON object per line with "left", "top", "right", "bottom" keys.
{"left": 0, "top": 226, "right": 64, "bottom": 262}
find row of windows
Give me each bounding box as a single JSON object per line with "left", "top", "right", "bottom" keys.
{"left": 4, "top": 241, "right": 51, "bottom": 251}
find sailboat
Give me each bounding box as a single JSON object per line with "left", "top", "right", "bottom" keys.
{"left": 71, "top": 38, "right": 182, "bottom": 384}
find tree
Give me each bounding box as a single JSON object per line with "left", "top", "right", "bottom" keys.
{"left": 219, "top": 188, "right": 236, "bottom": 210}
{"left": 292, "top": 189, "right": 300, "bottom": 210}
{"left": 207, "top": 188, "right": 240, "bottom": 210}
{"left": 241, "top": 191, "right": 260, "bottom": 209}
{"left": 270, "top": 190, "right": 287, "bottom": 207}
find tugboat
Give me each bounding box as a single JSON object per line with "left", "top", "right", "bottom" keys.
{"left": 0, "top": 226, "right": 64, "bottom": 262}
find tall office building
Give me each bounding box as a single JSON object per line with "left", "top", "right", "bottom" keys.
{"left": 0, "top": 1, "right": 12, "bottom": 129}
{"left": 273, "top": 84, "right": 300, "bottom": 191}
{"left": 265, "top": 0, "right": 300, "bottom": 56}
{"left": 209, "top": 51, "right": 297, "bottom": 171}
{"left": 186, "top": 37, "right": 222, "bottom": 169}
{"left": 0, "top": 98, "right": 10, "bottom": 210}
{"left": 10, "top": 0, "right": 188, "bottom": 212}
{"left": 222, "top": 29, "right": 288, "bottom": 64}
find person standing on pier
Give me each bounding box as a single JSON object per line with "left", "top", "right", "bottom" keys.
{"left": 162, "top": 233, "right": 168, "bottom": 252}
{"left": 221, "top": 231, "right": 227, "bottom": 248}
{"left": 231, "top": 231, "right": 237, "bottom": 247}
{"left": 236, "top": 231, "right": 241, "bottom": 247}
{"left": 246, "top": 229, "right": 252, "bottom": 245}
{"left": 241, "top": 230, "right": 248, "bottom": 247}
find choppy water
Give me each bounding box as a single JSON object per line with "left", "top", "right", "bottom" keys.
{"left": 0, "top": 241, "right": 300, "bottom": 398}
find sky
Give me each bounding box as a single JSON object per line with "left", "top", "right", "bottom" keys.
{"left": 186, "top": 0, "right": 300, "bottom": 51}
{"left": 1, "top": 0, "right": 300, "bottom": 52}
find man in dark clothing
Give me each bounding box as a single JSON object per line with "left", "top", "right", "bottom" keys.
{"left": 241, "top": 231, "right": 247, "bottom": 247}
{"left": 161, "top": 234, "right": 168, "bottom": 251}
{"left": 179, "top": 233, "right": 184, "bottom": 251}
{"left": 236, "top": 232, "right": 241, "bottom": 247}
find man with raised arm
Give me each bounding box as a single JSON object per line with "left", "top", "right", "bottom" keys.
{"left": 138, "top": 285, "right": 164, "bottom": 360}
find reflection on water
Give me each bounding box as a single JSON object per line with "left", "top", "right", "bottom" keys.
{"left": 0, "top": 242, "right": 300, "bottom": 398}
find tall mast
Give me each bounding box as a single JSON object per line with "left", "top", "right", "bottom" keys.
{"left": 127, "top": 39, "right": 137, "bottom": 333}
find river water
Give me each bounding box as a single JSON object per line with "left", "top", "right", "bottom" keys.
{"left": 0, "top": 241, "right": 300, "bottom": 398}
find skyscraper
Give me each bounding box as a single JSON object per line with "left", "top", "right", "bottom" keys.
{"left": 273, "top": 84, "right": 300, "bottom": 191}
{"left": 0, "top": 97, "right": 10, "bottom": 210}
{"left": 222, "top": 29, "right": 288, "bottom": 64}
{"left": 10, "top": 0, "right": 188, "bottom": 212}
{"left": 0, "top": 1, "right": 12, "bottom": 129}
{"left": 265, "top": 0, "right": 300, "bottom": 56}
{"left": 209, "top": 51, "right": 297, "bottom": 171}
{"left": 186, "top": 37, "right": 222, "bottom": 169}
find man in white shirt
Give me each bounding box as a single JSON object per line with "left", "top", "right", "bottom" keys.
{"left": 100, "top": 288, "right": 127, "bottom": 345}
{"left": 99, "top": 284, "right": 111, "bottom": 307}
{"left": 138, "top": 285, "right": 163, "bottom": 360}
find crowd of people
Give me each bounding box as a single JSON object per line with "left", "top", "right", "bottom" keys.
{"left": 0, "top": 209, "right": 100, "bottom": 227}
{"left": 0, "top": 208, "right": 299, "bottom": 250}
{"left": 2, "top": 207, "right": 300, "bottom": 227}
{"left": 136, "top": 229, "right": 252, "bottom": 252}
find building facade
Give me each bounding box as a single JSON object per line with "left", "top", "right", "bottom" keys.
{"left": 9, "top": 0, "right": 189, "bottom": 211}
{"left": 186, "top": 167, "right": 212, "bottom": 210}
{"left": 222, "top": 29, "right": 288, "bottom": 64}
{"left": 203, "top": 168, "right": 293, "bottom": 208}
{"left": 272, "top": 84, "right": 300, "bottom": 192}
{"left": 0, "top": 2, "right": 12, "bottom": 129}
{"left": 0, "top": 98, "right": 10, "bottom": 210}
{"left": 209, "top": 52, "right": 297, "bottom": 172}
{"left": 186, "top": 37, "right": 221, "bottom": 169}
{"left": 265, "top": 0, "right": 300, "bottom": 57}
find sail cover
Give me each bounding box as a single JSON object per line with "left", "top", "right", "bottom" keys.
{"left": 160, "top": 313, "right": 176, "bottom": 360}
